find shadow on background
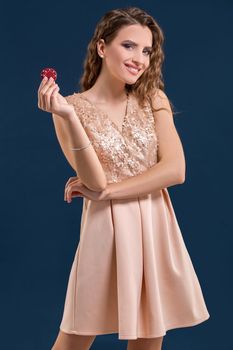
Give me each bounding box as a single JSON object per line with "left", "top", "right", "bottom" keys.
{"left": 0, "top": 0, "right": 232, "bottom": 349}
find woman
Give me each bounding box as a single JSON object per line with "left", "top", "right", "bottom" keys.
{"left": 38, "top": 6, "right": 210, "bottom": 350}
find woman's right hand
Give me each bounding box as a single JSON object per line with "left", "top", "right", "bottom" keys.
{"left": 37, "top": 76, "right": 75, "bottom": 119}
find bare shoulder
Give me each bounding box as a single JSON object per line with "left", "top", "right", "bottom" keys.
{"left": 149, "top": 88, "right": 173, "bottom": 116}
{"left": 64, "top": 93, "right": 76, "bottom": 103}
{"left": 149, "top": 89, "right": 185, "bottom": 178}
{"left": 63, "top": 93, "right": 84, "bottom": 109}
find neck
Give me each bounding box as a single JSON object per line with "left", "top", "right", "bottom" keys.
{"left": 87, "top": 67, "right": 128, "bottom": 103}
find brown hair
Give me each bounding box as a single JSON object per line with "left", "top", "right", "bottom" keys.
{"left": 78, "top": 6, "right": 178, "bottom": 116}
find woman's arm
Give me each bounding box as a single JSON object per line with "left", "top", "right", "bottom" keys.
{"left": 52, "top": 109, "right": 107, "bottom": 192}
{"left": 103, "top": 161, "right": 184, "bottom": 200}
{"left": 103, "top": 89, "right": 186, "bottom": 200}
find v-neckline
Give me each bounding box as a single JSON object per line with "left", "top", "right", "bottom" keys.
{"left": 74, "top": 91, "right": 130, "bottom": 135}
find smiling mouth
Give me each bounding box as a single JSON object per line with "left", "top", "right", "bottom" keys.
{"left": 124, "top": 63, "right": 141, "bottom": 74}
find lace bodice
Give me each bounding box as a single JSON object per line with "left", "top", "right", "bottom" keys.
{"left": 64, "top": 92, "right": 159, "bottom": 184}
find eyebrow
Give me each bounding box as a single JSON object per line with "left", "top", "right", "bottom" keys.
{"left": 122, "top": 40, "right": 153, "bottom": 50}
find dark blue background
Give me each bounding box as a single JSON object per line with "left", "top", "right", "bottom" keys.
{"left": 1, "top": 1, "right": 232, "bottom": 349}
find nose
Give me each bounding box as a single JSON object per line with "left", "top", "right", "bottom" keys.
{"left": 132, "top": 51, "right": 145, "bottom": 67}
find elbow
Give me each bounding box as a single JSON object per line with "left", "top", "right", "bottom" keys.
{"left": 175, "top": 166, "right": 186, "bottom": 184}
{"left": 169, "top": 161, "right": 185, "bottom": 184}
{"left": 86, "top": 178, "right": 107, "bottom": 192}
{"left": 98, "top": 178, "right": 108, "bottom": 191}
{"left": 177, "top": 173, "right": 185, "bottom": 184}
{"left": 160, "top": 159, "right": 185, "bottom": 185}
{"left": 74, "top": 169, "right": 107, "bottom": 192}
{"left": 93, "top": 182, "right": 107, "bottom": 192}
{"left": 95, "top": 176, "right": 108, "bottom": 191}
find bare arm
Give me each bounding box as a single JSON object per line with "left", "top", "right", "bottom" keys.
{"left": 37, "top": 77, "right": 107, "bottom": 191}
{"left": 52, "top": 108, "right": 107, "bottom": 192}
{"left": 52, "top": 112, "right": 77, "bottom": 173}
{"left": 103, "top": 89, "right": 186, "bottom": 200}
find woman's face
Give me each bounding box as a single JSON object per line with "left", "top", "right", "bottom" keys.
{"left": 97, "top": 24, "right": 153, "bottom": 85}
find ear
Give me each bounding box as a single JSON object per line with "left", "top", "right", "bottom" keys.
{"left": 97, "top": 38, "right": 105, "bottom": 58}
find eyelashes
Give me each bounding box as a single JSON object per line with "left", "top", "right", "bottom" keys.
{"left": 122, "top": 43, "right": 152, "bottom": 56}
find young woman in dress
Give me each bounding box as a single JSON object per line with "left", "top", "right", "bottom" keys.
{"left": 38, "top": 6, "right": 210, "bottom": 350}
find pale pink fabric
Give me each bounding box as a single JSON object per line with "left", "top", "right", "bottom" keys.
{"left": 59, "top": 92, "right": 210, "bottom": 339}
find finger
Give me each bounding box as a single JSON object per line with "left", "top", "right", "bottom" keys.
{"left": 65, "top": 177, "right": 78, "bottom": 189}
{"left": 64, "top": 181, "right": 70, "bottom": 201}
{"left": 38, "top": 77, "right": 49, "bottom": 109}
{"left": 64, "top": 182, "right": 74, "bottom": 201}
{"left": 64, "top": 177, "right": 79, "bottom": 200}
{"left": 64, "top": 184, "right": 68, "bottom": 199}
{"left": 66, "top": 183, "right": 81, "bottom": 202}
{"left": 64, "top": 186, "right": 69, "bottom": 201}
{"left": 66, "top": 187, "right": 72, "bottom": 203}
{"left": 64, "top": 186, "right": 67, "bottom": 201}
{"left": 51, "top": 85, "right": 60, "bottom": 99}
{"left": 38, "top": 76, "right": 48, "bottom": 90}
{"left": 50, "top": 85, "right": 60, "bottom": 107}
{"left": 40, "top": 77, "right": 56, "bottom": 110}
{"left": 38, "top": 76, "right": 53, "bottom": 109}
{"left": 65, "top": 177, "right": 79, "bottom": 188}
{"left": 38, "top": 76, "right": 48, "bottom": 94}
{"left": 64, "top": 188, "right": 67, "bottom": 201}
{"left": 44, "top": 82, "right": 58, "bottom": 111}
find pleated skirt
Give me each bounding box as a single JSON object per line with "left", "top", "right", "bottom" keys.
{"left": 59, "top": 188, "right": 210, "bottom": 340}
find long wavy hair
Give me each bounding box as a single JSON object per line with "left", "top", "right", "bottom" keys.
{"left": 78, "top": 6, "right": 177, "bottom": 116}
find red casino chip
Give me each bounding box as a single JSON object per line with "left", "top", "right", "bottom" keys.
{"left": 40, "top": 68, "right": 57, "bottom": 81}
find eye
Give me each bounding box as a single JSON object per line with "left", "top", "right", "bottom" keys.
{"left": 143, "top": 50, "right": 152, "bottom": 56}
{"left": 122, "top": 43, "right": 133, "bottom": 49}
{"left": 122, "top": 44, "right": 152, "bottom": 56}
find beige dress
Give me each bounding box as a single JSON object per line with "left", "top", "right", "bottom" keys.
{"left": 59, "top": 91, "right": 210, "bottom": 340}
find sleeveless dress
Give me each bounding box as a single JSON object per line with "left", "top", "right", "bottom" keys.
{"left": 59, "top": 91, "right": 210, "bottom": 340}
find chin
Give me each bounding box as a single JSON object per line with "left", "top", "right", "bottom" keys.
{"left": 114, "top": 75, "right": 137, "bottom": 86}
{"left": 122, "top": 73, "right": 140, "bottom": 84}
{"left": 124, "top": 79, "right": 138, "bottom": 85}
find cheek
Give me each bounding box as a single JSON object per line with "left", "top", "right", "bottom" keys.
{"left": 106, "top": 51, "right": 126, "bottom": 74}
{"left": 108, "top": 47, "right": 127, "bottom": 64}
{"left": 112, "top": 49, "right": 126, "bottom": 64}
{"left": 144, "top": 59, "right": 151, "bottom": 71}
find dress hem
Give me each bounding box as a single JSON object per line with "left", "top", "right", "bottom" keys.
{"left": 59, "top": 313, "right": 210, "bottom": 340}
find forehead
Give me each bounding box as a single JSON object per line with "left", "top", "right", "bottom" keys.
{"left": 114, "top": 24, "right": 153, "bottom": 46}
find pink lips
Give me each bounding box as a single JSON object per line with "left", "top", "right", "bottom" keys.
{"left": 125, "top": 63, "right": 141, "bottom": 70}
{"left": 124, "top": 63, "right": 141, "bottom": 75}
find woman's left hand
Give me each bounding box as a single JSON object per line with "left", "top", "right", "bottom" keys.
{"left": 64, "top": 176, "right": 108, "bottom": 202}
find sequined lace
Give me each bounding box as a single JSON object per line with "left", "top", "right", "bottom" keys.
{"left": 65, "top": 92, "right": 159, "bottom": 184}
